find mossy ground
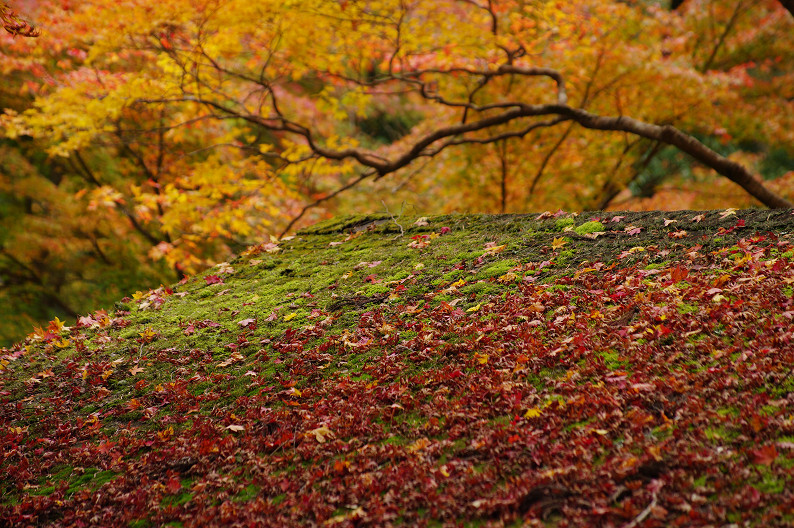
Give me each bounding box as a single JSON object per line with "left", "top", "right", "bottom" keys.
{"left": 1, "top": 208, "right": 793, "bottom": 526}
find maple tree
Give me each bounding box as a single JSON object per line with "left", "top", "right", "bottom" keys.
{"left": 1, "top": 0, "right": 793, "bottom": 343}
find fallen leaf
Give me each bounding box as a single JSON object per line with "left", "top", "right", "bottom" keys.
{"left": 552, "top": 237, "right": 567, "bottom": 250}
{"left": 670, "top": 265, "right": 689, "bottom": 283}
{"left": 752, "top": 444, "right": 778, "bottom": 465}
{"left": 408, "top": 437, "right": 430, "bottom": 453}
{"left": 218, "top": 352, "right": 244, "bottom": 367}
{"left": 719, "top": 208, "right": 737, "bottom": 219}
{"left": 483, "top": 244, "right": 506, "bottom": 255}
{"left": 307, "top": 426, "right": 335, "bottom": 443}
{"left": 165, "top": 476, "right": 182, "bottom": 494}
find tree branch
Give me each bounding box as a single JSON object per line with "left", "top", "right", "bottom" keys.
{"left": 148, "top": 51, "right": 791, "bottom": 213}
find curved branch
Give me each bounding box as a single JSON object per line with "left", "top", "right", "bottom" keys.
{"left": 553, "top": 106, "right": 792, "bottom": 208}
{"left": 148, "top": 52, "right": 790, "bottom": 211}
{"left": 189, "top": 93, "right": 791, "bottom": 209}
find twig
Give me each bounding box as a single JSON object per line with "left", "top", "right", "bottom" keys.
{"left": 622, "top": 493, "right": 657, "bottom": 528}
{"left": 381, "top": 200, "right": 404, "bottom": 237}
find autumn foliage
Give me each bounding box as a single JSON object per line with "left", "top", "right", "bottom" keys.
{"left": 1, "top": 0, "right": 793, "bottom": 341}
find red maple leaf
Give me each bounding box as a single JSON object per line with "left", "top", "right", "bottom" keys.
{"left": 165, "top": 476, "right": 182, "bottom": 494}
{"left": 751, "top": 444, "right": 778, "bottom": 466}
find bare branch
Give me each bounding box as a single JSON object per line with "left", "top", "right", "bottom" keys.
{"left": 700, "top": 0, "right": 745, "bottom": 72}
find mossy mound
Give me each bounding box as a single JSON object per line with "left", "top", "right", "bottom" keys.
{"left": 2, "top": 209, "right": 794, "bottom": 526}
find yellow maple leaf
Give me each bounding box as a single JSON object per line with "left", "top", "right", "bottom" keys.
{"left": 524, "top": 408, "right": 542, "bottom": 419}
{"left": 483, "top": 244, "right": 506, "bottom": 256}
{"left": 158, "top": 426, "right": 174, "bottom": 441}
{"left": 474, "top": 352, "right": 489, "bottom": 364}
{"left": 139, "top": 327, "right": 157, "bottom": 341}
{"left": 552, "top": 237, "right": 567, "bottom": 250}
{"left": 284, "top": 312, "right": 297, "bottom": 321}
{"left": 408, "top": 437, "right": 430, "bottom": 453}
{"left": 497, "top": 272, "right": 517, "bottom": 283}
{"left": 48, "top": 317, "right": 66, "bottom": 333}
{"left": 466, "top": 303, "right": 481, "bottom": 313}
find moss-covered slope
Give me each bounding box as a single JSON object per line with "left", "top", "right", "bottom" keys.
{"left": 2, "top": 209, "right": 794, "bottom": 526}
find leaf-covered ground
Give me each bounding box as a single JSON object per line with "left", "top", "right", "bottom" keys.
{"left": 2, "top": 209, "right": 794, "bottom": 527}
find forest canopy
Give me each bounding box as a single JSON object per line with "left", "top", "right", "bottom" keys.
{"left": 1, "top": 0, "right": 793, "bottom": 344}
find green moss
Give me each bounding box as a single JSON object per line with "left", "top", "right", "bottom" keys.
{"left": 753, "top": 467, "right": 786, "bottom": 494}
{"left": 597, "top": 349, "right": 624, "bottom": 370}
{"left": 441, "top": 269, "right": 467, "bottom": 282}
{"left": 385, "top": 270, "right": 411, "bottom": 282}
{"left": 460, "top": 281, "right": 499, "bottom": 297}
{"left": 555, "top": 218, "right": 575, "bottom": 230}
{"left": 161, "top": 491, "right": 193, "bottom": 507}
{"left": 556, "top": 250, "right": 574, "bottom": 264}
{"left": 232, "top": 484, "right": 260, "bottom": 502}
{"left": 574, "top": 221, "right": 605, "bottom": 235}
{"left": 474, "top": 259, "right": 519, "bottom": 280}
{"left": 362, "top": 284, "right": 390, "bottom": 295}
{"left": 692, "top": 475, "right": 708, "bottom": 488}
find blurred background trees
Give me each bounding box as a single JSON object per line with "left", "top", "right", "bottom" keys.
{"left": 1, "top": 0, "right": 792, "bottom": 344}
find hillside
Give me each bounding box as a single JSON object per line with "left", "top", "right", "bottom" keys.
{"left": 2, "top": 209, "right": 794, "bottom": 527}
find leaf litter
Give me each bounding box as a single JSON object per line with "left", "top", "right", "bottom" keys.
{"left": 1, "top": 210, "right": 794, "bottom": 526}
